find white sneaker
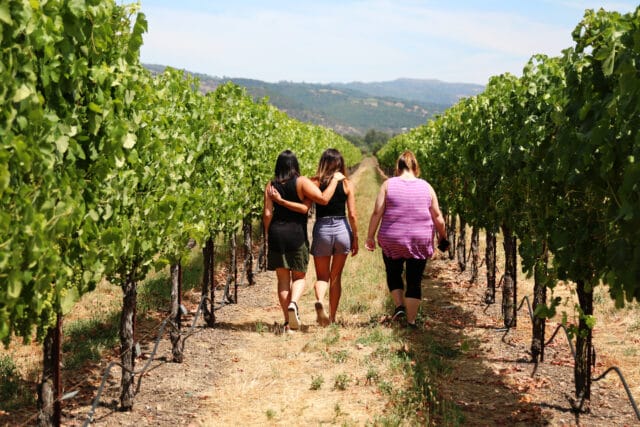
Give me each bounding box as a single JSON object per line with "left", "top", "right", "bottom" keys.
{"left": 288, "top": 302, "right": 300, "bottom": 330}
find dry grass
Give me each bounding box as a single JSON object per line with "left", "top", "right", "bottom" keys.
{"left": 455, "top": 226, "right": 640, "bottom": 402}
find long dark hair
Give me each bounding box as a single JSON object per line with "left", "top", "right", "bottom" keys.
{"left": 315, "top": 148, "right": 346, "bottom": 187}
{"left": 273, "top": 150, "right": 301, "bottom": 183}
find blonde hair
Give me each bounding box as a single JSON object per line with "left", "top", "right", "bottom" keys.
{"left": 395, "top": 150, "right": 420, "bottom": 177}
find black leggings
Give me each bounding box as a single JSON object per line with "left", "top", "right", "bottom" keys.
{"left": 382, "top": 255, "right": 427, "bottom": 300}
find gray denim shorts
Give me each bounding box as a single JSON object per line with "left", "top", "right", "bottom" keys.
{"left": 310, "top": 216, "right": 352, "bottom": 256}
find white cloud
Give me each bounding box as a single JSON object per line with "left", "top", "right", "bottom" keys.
{"left": 138, "top": 1, "right": 636, "bottom": 84}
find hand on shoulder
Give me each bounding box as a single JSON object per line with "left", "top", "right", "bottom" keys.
{"left": 267, "top": 182, "right": 283, "bottom": 203}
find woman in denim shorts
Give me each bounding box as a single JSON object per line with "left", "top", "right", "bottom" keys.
{"left": 310, "top": 149, "right": 359, "bottom": 325}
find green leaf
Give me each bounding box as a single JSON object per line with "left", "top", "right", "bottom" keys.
{"left": 123, "top": 133, "right": 136, "bottom": 149}
{"left": 68, "top": 0, "right": 86, "bottom": 17}
{"left": 60, "top": 287, "right": 79, "bottom": 315}
{"left": 55, "top": 136, "right": 69, "bottom": 154}
{"left": 602, "top": 47, "right": 616, "bottom": 76}
{"left": 0, "top": 3, "right": 12, "bottom": 24}
{"left": 12, "top": 85, "right": 32, "bottom": 103}
{"left": 0, "top": 164, "right": 10, "bottom": 193}
{"left": 88, "top": 209, "right": 99, "bottom": 222}
{"left": 584, "top": 315, "right": 596, "bottom": 329}
{"left": 7, "top": 278, "right": 22, "bottom": 299}
{"left": 88, "top": 102, "right": 102, "bottom": 113}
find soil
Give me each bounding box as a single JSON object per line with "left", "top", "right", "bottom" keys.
{"left": 28, "top": 259, "right": 636, "bottom": 427}
{"left": 421, "top": 260, "right": 639, "bottom": 426}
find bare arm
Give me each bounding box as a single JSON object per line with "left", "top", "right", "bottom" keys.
{"left": 344, "top": 179, "right": 359, "bottom": 256}
{"left": 365, "top": 180, "right": 388, "bottom": 251}
{"left": 298, "top": 173, "right": 344, "bottom": 205}
{"left": 268, "top": 182, "right": 310, "bottom": 214}
{"left": 429, "top": 186, "right": 446, "bottom": 239}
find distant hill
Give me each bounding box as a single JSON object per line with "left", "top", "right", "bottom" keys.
{"left": 144, "top": 64, "right": 483, "bottom": 136}
{"left": 332, "top": 78, "right": 484, "bottom": 106}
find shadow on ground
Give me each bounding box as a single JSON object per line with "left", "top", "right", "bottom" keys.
{"left": 404, "top": 259, "right": 552, "bottom": 426}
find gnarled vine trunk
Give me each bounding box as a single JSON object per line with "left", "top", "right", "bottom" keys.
{"left": 485, "top": 231, "right": 497, "bottom": 304}
{"left": 243, "top": 216, "right": 255, "bottom": 286}
{"left": 470, "top": 227, "right": 479, "bottom": 283}
{"left": 37, "top": 313, "right": 61, "bottom": 427}
{"left": 501, "top": 225, "right": 517, "bottom": 328}
{"left": 259, "top": 223, "right": 268, "bottom": 272}
{"left": 531, "top": 246, "right": 548, "bottom": 363}
{"left": 447, "top": 214, "right": 456, "bottom": 260}
{"left": 170, "top": 261, "right": 184, "bottom": 363}
{"left": 224, "top": 233, "right": 237, "bottom": 303}
{"left": 202, "top": 237, "right": 215, "bottom": 327}
{"left": 575, "top": 279, "right": 594, "bottom": 410}
{"left": 457, "top": 217, "right": 466, "bottom": 271}
{"left": 119, "top": 274, "right": 137, "bottom": 411}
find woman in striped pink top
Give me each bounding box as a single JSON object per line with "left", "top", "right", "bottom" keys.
{"left": 365, "top": 150, "right": 447, "bottom": 329}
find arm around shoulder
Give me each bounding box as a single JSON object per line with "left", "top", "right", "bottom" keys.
{"left": 299, "top": 175, "right": 341, "bottom": 205}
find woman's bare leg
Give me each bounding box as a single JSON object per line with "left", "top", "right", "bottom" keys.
{"left": 313, "top": 256, "right": 331, "bottom": 326}
{"left": 405, "top": 297, "right": 420, "bottom": 325}
{"left": 276, "top": 268, "right": 292, "bottom": 323}
{"left": 328, "top": 254, "right": 348, "bottom": 323}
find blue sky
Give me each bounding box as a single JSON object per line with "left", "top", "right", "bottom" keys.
{"left": 137, "top": 1, "right": 636, "bottom": 85}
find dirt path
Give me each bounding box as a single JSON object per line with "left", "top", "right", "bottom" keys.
{"left": 48, "top": 158, "right": 640, "bottom": 426}
{"left": 61, "top": 260, "right": 640, "bottom": 426}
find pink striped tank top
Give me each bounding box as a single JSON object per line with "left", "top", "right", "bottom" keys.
{"left": 377, "top": 177, "right": 435, "bottom": 259}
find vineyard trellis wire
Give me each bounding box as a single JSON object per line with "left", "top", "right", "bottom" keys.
{"left": 497, "top": 295, "right": 640, "bottom": 421}
{"left": 82, "top": 292, "right": 209, "bottom": 427}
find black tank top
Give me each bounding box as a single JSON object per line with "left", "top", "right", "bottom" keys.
{"left": 316, "top": 181, "right": 346, "bottom": 218}
{"left": 272, "top": 177, "right": 307, "bottom": 224}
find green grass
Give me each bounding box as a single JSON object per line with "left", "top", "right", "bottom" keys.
{"left": 322, "top": 324, "right": 341, "bottom": 346}
{"left": 331, "top": 349, "right": 349, "bottom": 363}
{"left": 333, "top": 373, "right": 351, "bottom": 391}
{"left": 0, "top": 355, "right": 34, "bottom": 411}
{"left": 63, "top": 312, "right": 120, "bottom": 371}
{"left": 365, "top": 366, "right": 379, "bottom": 384}
{"left": 355, "top": 325, "right": 394, "bottom": 346}
{"left": 310, "top": 375, "right": 324, "bottom": 390}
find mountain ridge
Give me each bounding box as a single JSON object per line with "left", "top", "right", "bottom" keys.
{"left": 144, "top": 64, "right": 484, "bottom": 136}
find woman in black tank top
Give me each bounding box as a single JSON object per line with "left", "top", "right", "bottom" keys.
{"left": 269, "top": 149, "right": 358, "bottom": 326}
{"left": 263, "top": 150, "right": 345, "bottom": 332}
